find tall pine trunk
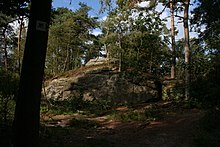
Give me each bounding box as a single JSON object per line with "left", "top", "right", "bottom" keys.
{"left": 17, "top": 16, "right": 24, "bottom": 74}
{"left": 170, "top": 0, "right": 176, "bottom": 79}
{"left": 3, "top": 27, "right": 8, "bottom": 72}
{"left": 184, "top": 0, "right": 190, "bottom": 100}
{"left": 13, "top": 0, "right": 52, "bottom": 147}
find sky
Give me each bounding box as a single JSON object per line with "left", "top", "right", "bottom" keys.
{"left": 52, "top": 0, "right": 198, "bottom": 39}
{"left": 52, "top": 0, "right": 105, "bottom": 17}
{"left": 52, "top": 0, "right": 108, "bottom": 35}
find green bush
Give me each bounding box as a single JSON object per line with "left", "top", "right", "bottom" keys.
{"left": 191, "top": 77, "right": 220, "bottom": 107}
{"left": 86, "top": 100, "right": 113, "bottom": 115}
{"left": 41, "top": 97, "right": 114, "bottom": 116}
{"left": 111, "top": 106, "right": 164, "bottom": 122}
{"left": 191, "top": 61, "right": 220, "bottom": 107}
{"left": 0, "top": 70, "right": 19, "bottom": 123}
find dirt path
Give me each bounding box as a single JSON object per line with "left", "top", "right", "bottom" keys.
{"left": 95, "top": 109, "right": 203, "bottom": 147}
{"left": 41, "top": 104, "right": 205, "bottom": 147}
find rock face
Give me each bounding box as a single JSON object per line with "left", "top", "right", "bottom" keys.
{"left": 85, "top": 57, "right": 118, "bottom": 66}
{"left": 43, "top": 58, "right": 161, "bottom": 104}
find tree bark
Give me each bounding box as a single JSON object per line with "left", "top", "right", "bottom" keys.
{"left": 118, "top": 35, "right": 122, "bottom": 72}
{"left": 170, "top": 0, "right": 176, "bottom": 79}
{"left": 13, "top": 0, "right": 52, "bottom": 147}
{"left": 17, "top": 16, "right": 24, "bottom": 74}
{"left": 3, "top": 27, "right": 8, "bottom": 72}
{"left": 184, "top": 0, "right": 190, "bottom": 100}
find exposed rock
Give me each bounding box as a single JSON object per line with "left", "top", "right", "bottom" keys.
{"left": 85, "top": 57, "right": 118, "bottom": 67}
{"left": 43, "top": 58, "right": 161, "bottom": 104}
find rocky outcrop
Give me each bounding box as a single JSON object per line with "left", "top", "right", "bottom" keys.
{"left": 43, "top": 58, "right": 161, "bottom": 104}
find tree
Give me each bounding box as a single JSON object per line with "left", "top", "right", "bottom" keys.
{"left": 166, "top": 0, "right": 192, "bottom": 100}
{"left": 0, "top": 0, "right": 29, "bottom": 72}
{"left": 158, "top": 0, "right": 178, "bottom": 79}
{"left": 190, "top": 0, "right": 220, "bottom": 104}
{"left": 191, "top": 0, "right": 220, "bottom": 52}
{"left": 46, "top": 4, "right": 99, "bottom": 76}
{"left": 161, "top": 0, "right": 192, "bottom": 100}
{"left": 0, "top": 20, "right": 18, "bottom": 72}
{"left": 169, "top": 0, "right": 176, "bottom": 79}
{"left": 12, "top": 0, "right": 52, "bottom": 146}
{"left": 0, "top": 69, "right": 19, "bottom": 124}
{"left": 183, "top": 0, "right": 190, "bottom": 100}
{"left": 101, "top": 3, "right": 169, "bottom": 75}
{"left": 17, "top": 16, "right": 26, "bottom": 74}
{"left": 101, "top": 0, "right": 177, "bottom": 78}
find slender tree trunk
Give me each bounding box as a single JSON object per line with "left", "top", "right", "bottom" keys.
{"left": 17, "top": 16, "right": 24, "bottom": 74}
{"left": 184, "top": 0, "right": 190, "bottom": 100}
{"left": 118, "top": 36, "right": 122, "bottom": 72}
{"left": 3, "top": 27, "right": 8, "bottom": 72}
{"left": 104, "top": 27, "right": 110, "bottom": 59}
{"left": 13, "top": 0, "right": 52, "bottom": 147}
{"left": 71, "top": 48, "right": 74, "bottom": 69}
{"left": 63, "top": 47, "right": 69, "bottom": 72}
{"left": 170, "top": 0, "right": 176, "bottom": 79}
{"left": 55, "top": 41, "right": 59, "bottom": 74}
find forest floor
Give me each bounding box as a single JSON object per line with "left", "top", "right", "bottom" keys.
{"left": 40, "top": 101, "right": 205, "bottom": 147}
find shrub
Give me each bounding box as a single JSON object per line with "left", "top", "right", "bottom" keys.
{"left": 0, "top": 70, "right": 19, "bottom": 123}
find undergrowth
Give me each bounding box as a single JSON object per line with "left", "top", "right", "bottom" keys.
{"left": 41, "top": 98, "right": 114, "bottom": 116}
{"left": 194, "top": 108, "right": 220, "bottom": 147}
{"left": 109, "top": 107, "right": 164, "bottom": 122}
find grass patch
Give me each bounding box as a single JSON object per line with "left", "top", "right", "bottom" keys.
{"left": 109, "top": 106, "right": 164, "bottom": 122}
{"left": 41, "top": 99, "right": 114, "bottom": 116}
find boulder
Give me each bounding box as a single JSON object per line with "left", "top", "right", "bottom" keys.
{"left": 43, "top": 58, "right": 161, "bottom": 104}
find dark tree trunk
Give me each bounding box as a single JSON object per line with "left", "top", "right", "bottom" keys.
{"left": 13, "top": 0, "right": 52, "bottom": 147}
{"left": 184, "top": 0, "right": 190, "bottom": 100}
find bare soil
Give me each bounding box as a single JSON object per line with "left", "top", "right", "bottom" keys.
{"left": 40, "top": 102, "right": 205, "bottom": 147}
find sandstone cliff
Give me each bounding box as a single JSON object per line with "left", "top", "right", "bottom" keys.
{"left": 43, "top": 58, "right": 161, "bottom": 104}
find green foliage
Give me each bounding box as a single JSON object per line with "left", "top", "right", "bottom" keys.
{"left": 101, "top": 5, "right": 170, "bottom": 76}
{"left": 190, "top": 53, "right": 220, "bottom": 106}
{"left": 191, "top": 76, "right": 220, "bottom": 107}
{"left": 86, "top": 100, "right": 114, "bottom": 115}
{"left": 111, "top": 106, "right": 164, "bottom": 122}
{"left": 0, "top": 1, "right": 29, "bottom": 72}
{"left": 46, "top": 4, "right": 100, "bottom": 76}
{"left": 0, "top": 0, "right": 29, "bottom": 18}
{"left": 163, "top": 81, "right": 185, "bottom": 102}
{"left": 0, "top": 70, "right": 19, "bottom": 123}
{"left": 41, "top": 100, "right": 75, "bottom": 115}
{"left": 191, "top": 0, "right": 220, "bottom": 51}
{"left": 0, "top": 12, "right": 11, "bottom": 27}
{"left": 41, "top": 96, "right": 114, "bottom": 116}
{"left": 173, "top": 37, "right": 220, "bottom": 103}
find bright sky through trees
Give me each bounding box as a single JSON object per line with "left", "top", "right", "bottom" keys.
{"left": 53, "top": 0, "right": 104, "bottom": 17}
{"left": 52, "top": 0, "right": 107, "bottom": 35}
{"left": 52, "top": 0, "right": 198, "bottom": 39}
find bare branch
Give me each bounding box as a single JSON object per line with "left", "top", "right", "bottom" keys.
{"left": 158, "top": 2, "right": 169, "bottom": 15}
{"left": 174, "top": 15, "right": 184, "bottom": 19}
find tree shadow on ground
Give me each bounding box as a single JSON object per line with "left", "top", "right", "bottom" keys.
{"left": 39, "top": 102, "right": 204, "bottom": 147}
